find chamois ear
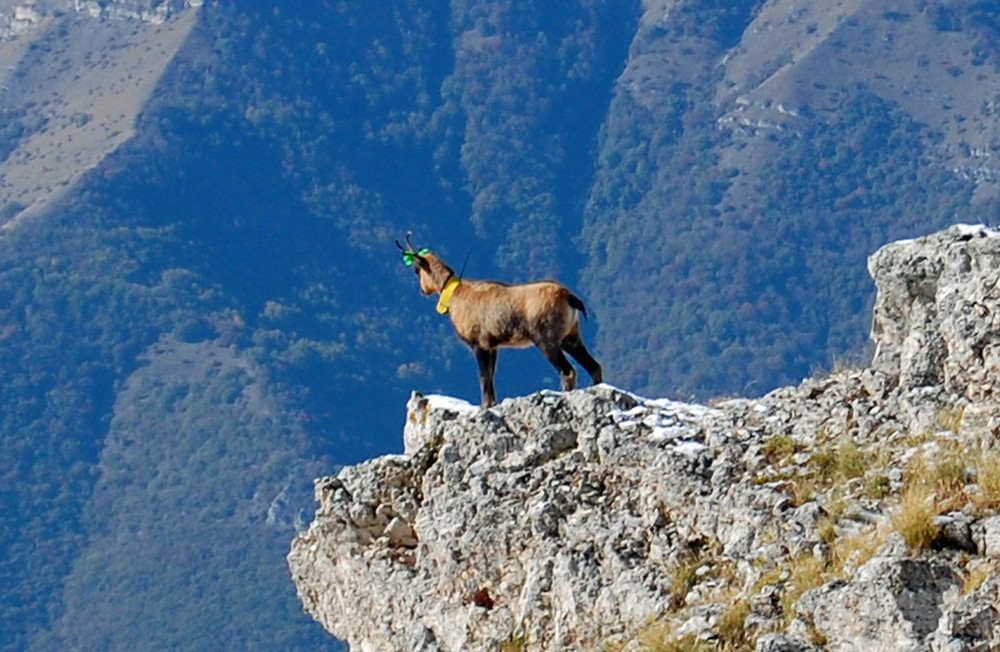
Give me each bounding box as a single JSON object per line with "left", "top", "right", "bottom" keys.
{"left": 396, "top": 232, "right": 433, "bottom": 269}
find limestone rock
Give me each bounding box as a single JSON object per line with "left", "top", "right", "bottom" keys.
{"left": 755, "top": 633, "right": 823, "bottom": 652}
{"left": 870, "top": 224, "right": 1000, "bottom": 401}
{"left": 794, "top": 556, "right": 963, "bottom": 651}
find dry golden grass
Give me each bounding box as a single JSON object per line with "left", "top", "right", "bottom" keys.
{"left": 829, "top": 527, "right": 885, "bottom": 575}
{"left": 634, "top": 628, "right": 715, "bottom": 652}
{"left": 883, "top": 435, "right": 1000, "bottom": 549}
{"left": 744, "top": 527, "right": 885, "bottom": 627}
{"left": 892, "top": 481, "right": 939, "bottom": 550}
{"left": 634, "top": 601, "right": 755, "bottom": 652}
{"left": 714, "top": 600, "right": 753, "bottom": 651}
{"left": 778, "top": 554, "right": 829, "bottom": 618}
{"left": 937, "top": 405, "right": 965, "bottom": 433}
{"left": 963, "top": 559, "right": 1000, "bottom": 595}
{"left": 785, "top": 474, "right": 819, "bottom": 507}
{"left": 666, "top": 555, "right": 704, "bottom": 610}
{"left": 899, "top": 433, "right": 1000, "bottom": 510}
{"left": 775, "top": 436, "right": 878, "bottom": 507}
{"left": 927, "top": 455, "right": 970, "bottom": 504}
{"left": 973, "top": 450, "right": 1000, "bottom": 511}
{"left": 636, "top": 430, "right": 1000, "bottom": 650}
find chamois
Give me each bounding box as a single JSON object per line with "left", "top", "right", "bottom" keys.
{"left": 396, "top": 234, "right": 603, "bottom": 407}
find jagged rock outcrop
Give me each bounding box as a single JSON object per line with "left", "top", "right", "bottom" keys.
{"left": 289, "top": 225, "right": 1000, "bottom": 651}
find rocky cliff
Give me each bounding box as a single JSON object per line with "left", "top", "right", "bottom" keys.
{"left": 289, "top": 225, "right": 1000, "bottom": 652}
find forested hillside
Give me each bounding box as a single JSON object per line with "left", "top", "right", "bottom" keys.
{"left": 0, "top": 0, "right": 634, "bottom": 649}
{"left": 582, "top": 0, "right": 1000, "bottom": 398}
{"left": 0, "top": 0, "right": 998, "bottom": 649}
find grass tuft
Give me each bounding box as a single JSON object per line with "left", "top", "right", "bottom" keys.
{"left": 963, "top": 559, "right": 1000, "bottom": 595}
{"left": 666, "top": 555, "right": 703, "bottom": 610}
{"left": 974, "top": 450, "right": 1000, "bottom": 510}
{"left": 715, "top": 599, "right": 753, "bottom": 651}
{"left": 762, "top": 434, "right": 799, "bottom": 464}
{"left": 635, "top": 629, "right": 715, "bottom": 652}
{"left": 836, "top": 438, "right": 866, "bottom": 480}
{"left": 779, "top": 554, "right": 829, "bottom": 619}
{"left": 817, "top": 517, "right": 838, "bottom": 544}
{"left": 937, "top": 405, "right": 965, "bottom": 433}
{"left": 892, "top": 481, "right": 939, "bottom": 550}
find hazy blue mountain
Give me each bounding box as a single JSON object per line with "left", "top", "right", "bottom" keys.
{"left": 0, "top": 0, "right": 997, "bottom": 649}
{"left": 582, "top": 0, "right": 1000, "bottom": 398}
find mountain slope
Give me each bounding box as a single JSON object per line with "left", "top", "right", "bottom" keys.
{"left": 0, "top": 4, "right": 198, "bottom": 227}
{"left": 582, "top": 0, "right": 1000, "bottom": 399}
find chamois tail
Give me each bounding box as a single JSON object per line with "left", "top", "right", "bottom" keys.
{"left": 568, "top": 293, "right": 588, "bottom": 320}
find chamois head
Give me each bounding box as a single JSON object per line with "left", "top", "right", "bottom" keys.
{"left": 395, "top": 233, "right": 454, "bottom": 296}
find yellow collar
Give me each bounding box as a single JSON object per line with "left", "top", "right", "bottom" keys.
{"left": 436, "top": 276, "right": 461, "bottom": 314}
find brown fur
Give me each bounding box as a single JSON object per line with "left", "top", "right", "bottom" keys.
{"left": 410, "top": 251, "right": 602, "bottom": 407}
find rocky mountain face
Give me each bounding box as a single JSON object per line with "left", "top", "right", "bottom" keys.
{"left": 289, "top": 224, "right": 1000, "bottom": 651}
{"left": 0, "top": 0, "right": 200, "bottom": 226}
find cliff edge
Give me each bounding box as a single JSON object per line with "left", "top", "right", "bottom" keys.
{"left": 289, "top": 225, "right": 1000, "bottom": 651}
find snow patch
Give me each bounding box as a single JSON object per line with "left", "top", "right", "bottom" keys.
{"left": 953, "top": 223, "right": 999, "bottom": 238}
{"left": 425, "top": 394, "right": 477, "bottom": 414}
{"left": 649, "top": 426, "right": 693, "bottom": 442}
{"left": 672, "top": 440, "right": 708, "bottom": 456}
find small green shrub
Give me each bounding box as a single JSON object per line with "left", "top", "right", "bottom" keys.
{"left": 763, "top": 434, "right": 799, "bottom": 464}
{"left": 836, "top": 439, "right": 866, "bottom": 480}
{"left": 864, "top": 474, "right": 891, "bottom": 499}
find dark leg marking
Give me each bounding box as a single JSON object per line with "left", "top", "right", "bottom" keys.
{"left": 474, "top": 346, "right": 498, "bottom": 407}
{"left": 540, "top": 343, "right": 577, "bottom": 391}
{"left": 562, "top": 335, "right": 603, "bottom": 385}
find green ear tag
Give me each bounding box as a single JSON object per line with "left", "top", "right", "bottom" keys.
{"left": 403, "top": 248, "right": 430, "bottom": 266}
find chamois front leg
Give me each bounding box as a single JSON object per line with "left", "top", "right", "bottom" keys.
{"left": 474, "top": 346, "right": 498, "bottom": 407}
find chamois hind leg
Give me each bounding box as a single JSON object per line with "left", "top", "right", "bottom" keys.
{"left": 474, "top": 346, "right": 499, "bottom": 407}
{"left": 562, "top": 335, "right": 603, "bottom": 385}
{"left": 539, "top": 343, "right": 577, "bottom": 391}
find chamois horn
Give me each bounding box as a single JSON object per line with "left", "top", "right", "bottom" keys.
{"left": 395, "top": 232, "right": 419, "bottom": 254}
